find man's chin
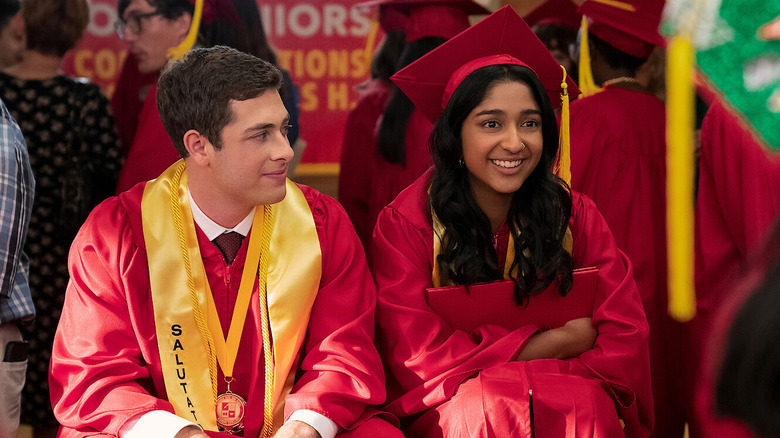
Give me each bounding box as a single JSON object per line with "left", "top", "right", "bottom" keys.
{"left": 137, "top": 59, "right": 165, "bottom": 74}
{"left": 248, "top": 184, "right": 287, "bottom": 207}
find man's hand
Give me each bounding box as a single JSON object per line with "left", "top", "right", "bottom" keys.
{"left": 273, "top": 420, "right": 321, "bottom": 438}
{"left": 514, "top": 317, "right": 597, "bottom": 361}
{"left": 174, "top": 425, "right": 209, "bottom": 438}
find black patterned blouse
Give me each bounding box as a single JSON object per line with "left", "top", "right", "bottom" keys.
{"left": 0, "top": 71, "right": 122, "bottom": 427}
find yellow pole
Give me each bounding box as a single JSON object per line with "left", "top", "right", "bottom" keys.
{"left": 665, "top": 35, "right": 696, "bottom": 322}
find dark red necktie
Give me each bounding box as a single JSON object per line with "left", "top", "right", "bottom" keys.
{"left": 213, "top": 231, "right": 244, "bottom": 264}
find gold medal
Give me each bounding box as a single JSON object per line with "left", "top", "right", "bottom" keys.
{"left": 216, "top": 378, "right": 246, "bottom": 434}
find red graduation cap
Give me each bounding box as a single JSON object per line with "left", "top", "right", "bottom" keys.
{"left": 358, "top": 0, "right": 489, "bottom": 41}
{"left": 579, "top": 0, "right": 665, "bottom": 58}
{"left": 391, "top": 4, "right": 581, "bottom": 125}
{"left": 524, "top": 0, "right": 582, "bottom": 31}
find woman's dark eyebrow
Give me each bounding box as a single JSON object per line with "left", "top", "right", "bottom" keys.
{"left": 474, "top": 109, "right": 504, "bottom": 117}
{"left": 473, "top": 108, "right": 541, "bottom": 117}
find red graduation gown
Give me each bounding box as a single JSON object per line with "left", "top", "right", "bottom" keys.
{"left": 114, "top": 85, "right": 181, "bottom": 194}
{"left": 50, "top": 182, "right": 389, "bottom": 437}
{"left": 690, "top": 273, "right": 759, "bottom": 438}
{"left": 109, "top": 53, "right": 158, "bottom": 154}
{"left": 688, "top": 100, "right": 780, "bottom": 437}
{"left": 338, "top": 79, "right": 393, "bottom": 248}
{"left": 569, "top": 86, "right": 681, "bottom": 437}
{"left": 337, "top": 86, "right": 434, "bottom": 252}
{"left": 371, "top": 172, "right": 654, "bottom": 437}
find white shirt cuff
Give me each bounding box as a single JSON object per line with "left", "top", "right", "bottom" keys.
{"left": 119, "top": 410, "right": 200, "bottom": 438}
{"left": 288, "top": 409, "right": 339, "bottom": 438}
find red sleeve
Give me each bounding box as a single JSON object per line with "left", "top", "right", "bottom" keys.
{"left": 689, "top": 100, "right": 780, "bottom": 438}
{"left": 337, "top": 82, "right": 389, "bottom": 249}
{"left": 372, "top": 194, "right": 539, "bottom": 418}
{"left": 283, "top": 189, "right": 387, "bottom": 428}
{"left": 690, "top": 278, "right": 758, "bottom": 438}
{"left": 695, "top": 100, "right": 780, "bottom": 314}
{"left": 49, "top": 194, "right": 173, "bottom": 436}
{"left": 540, "top": 193, "right": 653, "bottom": 437}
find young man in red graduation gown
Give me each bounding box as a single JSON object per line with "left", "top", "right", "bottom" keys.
{"left": 568, "top": 1, "right": 677, "bottom": 436}
{"left": 49, "top": 46, "right": 399, "bottom": 438}
{"left": 338, "top": 0, "right": 488, "bottom": 252}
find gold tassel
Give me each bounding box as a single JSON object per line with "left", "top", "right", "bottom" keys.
{"left": 665, "top": 35, "right": 696, "bottom": 322}
{"left": 557, "top": 65, "right": 572, "bottom": 187}
{"left": 167, "top": 0, "right": 203, "bottom": 61}
{"left": 578, "top": 16, "right": 602, "bottom": 97}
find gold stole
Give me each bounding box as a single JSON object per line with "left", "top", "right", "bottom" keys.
{"left": 143, "top": 161, "right": 322, "bottom": 432}
{"left": 432, "top": 214, "right": 573, "bottom": 288}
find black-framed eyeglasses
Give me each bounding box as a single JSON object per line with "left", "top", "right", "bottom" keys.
{"left": 114, "top": 11, "right": 165, "bottom": 39}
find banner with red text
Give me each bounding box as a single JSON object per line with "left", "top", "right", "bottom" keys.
{"left": 63, "top": 0, "right": 378, "bottom": 168}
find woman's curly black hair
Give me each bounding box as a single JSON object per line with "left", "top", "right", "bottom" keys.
{"left": 429, "top": 64, "right": 573, "bottom": 305}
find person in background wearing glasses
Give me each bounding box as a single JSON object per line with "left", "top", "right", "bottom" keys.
{"left": 112, "top": 0, "right": 302, "bottom": 194}
{"left": 115, "top": 0, "right": 193, "bottom": 74}
{"left": 108, "top": 0, "right": 189, "bottom": 156}
{"left": 109, "top": 0, "right": 195, "bottom": 167}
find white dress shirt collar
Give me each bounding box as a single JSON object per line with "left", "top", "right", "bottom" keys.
{"left": 188, "top": 189, "right": 254, "bottom": 241}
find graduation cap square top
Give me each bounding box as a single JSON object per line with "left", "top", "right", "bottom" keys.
{"left": 390, "top": 5, "right": 581, "bottom": 125}
{"left": 579, "top": 0, "right": 666, "bottom": 58}
{"left": 358, "top": 0, "right": 490, "bottom": 41}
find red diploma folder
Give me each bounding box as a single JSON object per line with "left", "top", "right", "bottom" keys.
{"left": 425, "top": 267, "right": 599, "bottom": 332}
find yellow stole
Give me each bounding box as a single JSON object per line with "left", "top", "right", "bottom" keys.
{"left": 432, "top": 214, "right": 573, "bottom": 288}
{"left": 142, "top": 161, "right": 322, "bottom": 433}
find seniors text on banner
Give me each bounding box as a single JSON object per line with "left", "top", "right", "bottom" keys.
{"left": 63, "top": 0, "right": 377, "bottom": 167}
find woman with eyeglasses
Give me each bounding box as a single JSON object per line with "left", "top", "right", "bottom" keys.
{"left": 0, "top": 0, "right": 122, "bottom": 433}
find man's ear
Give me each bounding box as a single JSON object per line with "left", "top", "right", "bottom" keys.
{"left": 182, "top": 130, "right": 212, "bottom": 165}
{"left": 173, "top": 12, "right": 193, "bottom": 45}
{"left": 11, "top": 11, "right": 25, "bottom": 38}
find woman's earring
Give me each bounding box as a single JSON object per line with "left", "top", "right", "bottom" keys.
{"left": 459, "top": 158, "right": 465, "bottom": 168}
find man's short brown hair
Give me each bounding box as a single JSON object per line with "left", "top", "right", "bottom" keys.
{"left": 157, "top": 46, "right": 283, "bottom": 157}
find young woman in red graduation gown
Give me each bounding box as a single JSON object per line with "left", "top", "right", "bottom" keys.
{"left": 371, "top": 7, "right": 653, "bottom": 437}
